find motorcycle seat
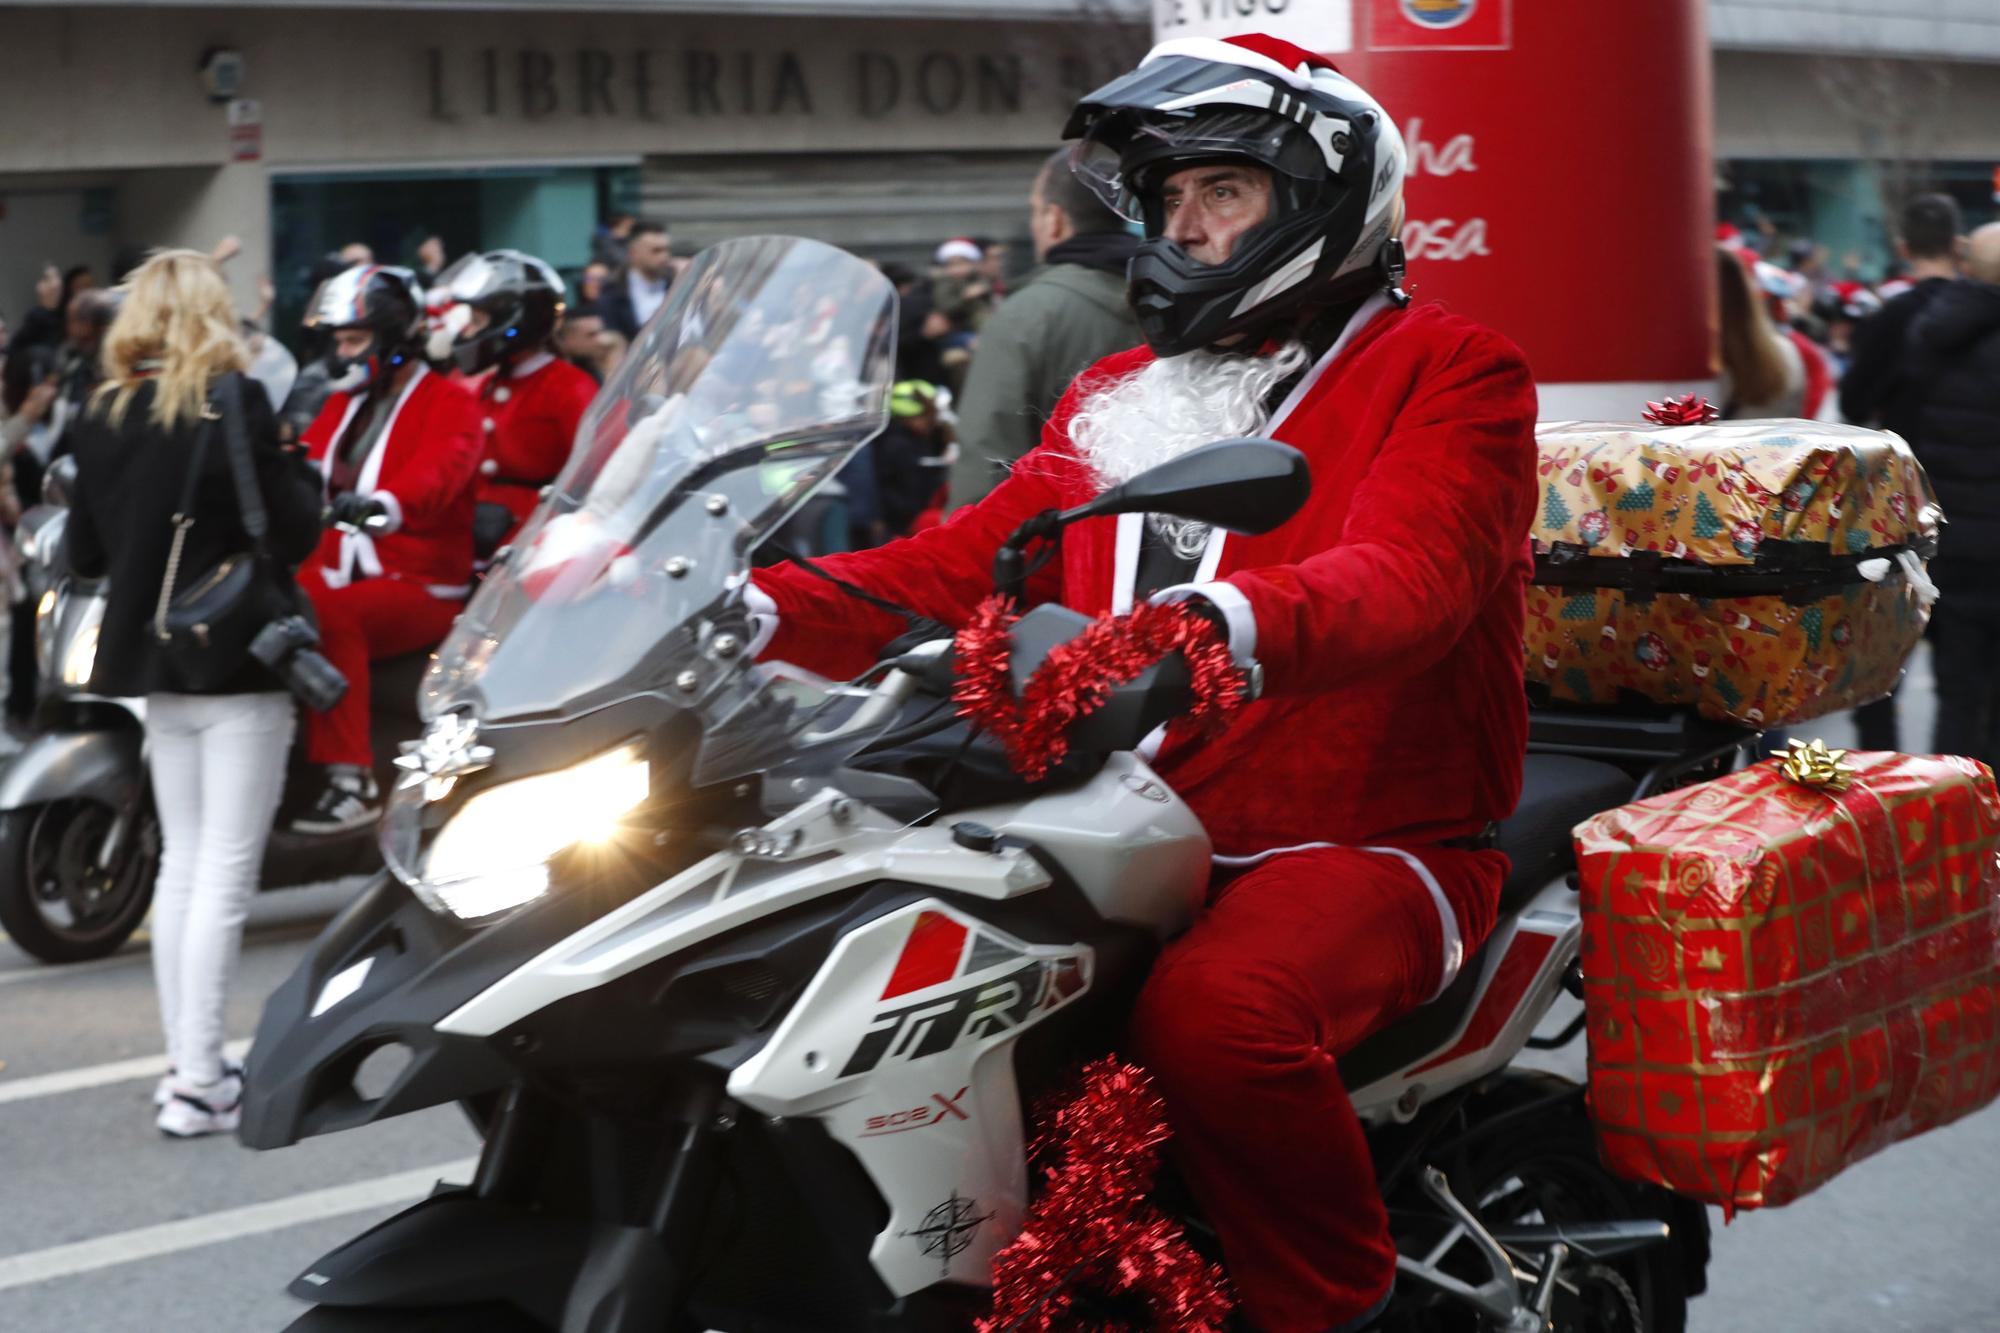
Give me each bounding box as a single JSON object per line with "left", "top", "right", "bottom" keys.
{"left": 1492, "top": 753, "right": 1634, "bottom": 916}
{"left": 1336, "top": 754, "right": 1631, "bottom": 1091}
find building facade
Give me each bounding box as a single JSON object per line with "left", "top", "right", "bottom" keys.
{"left": 1712, "top": 0, "right": 2000, "bottom": 274}
{"left": 4, "top": 1, "right": 1995, "bottom": 336}
{"left": 0, "top": 1, "right": 1146, "bottom": 331}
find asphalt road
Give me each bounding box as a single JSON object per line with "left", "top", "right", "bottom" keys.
{"left": 0, "top": 648, "right": 1993, "bottom": 1333}
{"left": 0, "top": 880, "right": 481, "bottom": 1333}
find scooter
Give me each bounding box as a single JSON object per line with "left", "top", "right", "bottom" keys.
{"left": 0, "top": 459, "right": 433, "bottom": 963}
{"left": 241, "top": 238, "right": 1748, "bottom": 1332}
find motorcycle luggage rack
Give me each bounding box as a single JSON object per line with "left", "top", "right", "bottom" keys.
{"left": 1527, "top": 703, "right": 1759, "bottom": 799}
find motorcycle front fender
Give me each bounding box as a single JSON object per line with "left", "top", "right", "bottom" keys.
{"left": 0, "top": 727, "right": 144, "bottom": 812}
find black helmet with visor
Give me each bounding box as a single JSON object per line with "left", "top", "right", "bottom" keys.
{"left": 303, "top": 264, "right": 427, "bottom": 391}
{"left": 1065, "top": 35, "right": 1408, "bottom": 356}
{"left": 439, "top": 249, "right": 568, "bottom": 376}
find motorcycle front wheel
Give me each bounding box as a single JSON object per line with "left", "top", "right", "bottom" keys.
{"left": 0, "top": 799, "right": 159, "bottom": 963}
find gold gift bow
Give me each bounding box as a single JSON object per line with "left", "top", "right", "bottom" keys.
{"left": 1779, "top": 738, "right": 1857, "bottom": 793}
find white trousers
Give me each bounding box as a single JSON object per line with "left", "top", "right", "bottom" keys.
{"left": 144, "top": 692, "right": 294, "bottom": 1087}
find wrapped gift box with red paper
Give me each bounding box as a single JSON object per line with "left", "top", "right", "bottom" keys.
{"left": 1576, "top": 744, "right": 2000, "bottom": 1213}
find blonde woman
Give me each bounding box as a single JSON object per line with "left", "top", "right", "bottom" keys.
{"left": 66, "top": 251, "right": 322, "bottom": 1137}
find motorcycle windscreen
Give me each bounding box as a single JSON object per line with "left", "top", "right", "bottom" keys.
{"left": 420, "top": 237, "right": 897, "bottom": 776}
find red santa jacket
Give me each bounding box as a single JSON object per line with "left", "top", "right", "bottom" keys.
{"left": 757, "top": 297, "right": 1539, "bottom": 861}
{"left": 302, "top": 365, "right": 483, "bottom": 597}
{"left": 474, "top": 352, "right": 598, "bottom": 535}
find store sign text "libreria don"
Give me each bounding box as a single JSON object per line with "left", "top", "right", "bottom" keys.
{"left": 423, "top": 48, "right": 1120, "bottom": 122}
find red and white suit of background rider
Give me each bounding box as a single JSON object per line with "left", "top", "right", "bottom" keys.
{"left": 472, "top": 350, "right": 598, "bottom": 546}
{"left": 300, "top": 365, "right": 483, "bottom": 768}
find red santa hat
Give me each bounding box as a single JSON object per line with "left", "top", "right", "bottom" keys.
{"left": 1143, "top": 32, "right": 1343, "bottom": 89}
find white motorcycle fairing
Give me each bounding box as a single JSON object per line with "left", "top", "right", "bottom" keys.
{"left": 730, "top": 900, "right": 1090, "bottom": 1296}
{"left": 425, "top": 755, "right": 1211, "bottom": 1300}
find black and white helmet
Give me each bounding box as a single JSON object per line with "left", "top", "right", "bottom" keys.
{"left": 1065, "top": 34, "right": 1408, "bottom": 356}
{"left": 303, "top": 264, "right": 427, "bottom": 390}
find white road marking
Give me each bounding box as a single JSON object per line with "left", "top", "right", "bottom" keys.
{"left": 0, "top": 1038, "right": 253, "bottom": 1106}
{"left": 0, "top": 1158, "right": 478, "bottom": 1293}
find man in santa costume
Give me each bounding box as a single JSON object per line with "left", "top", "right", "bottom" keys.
{"left": 294, "top": 265, "right": 483, "bottom": 832}
{"left": 752, "top": 36, "right": 1537, "bottom": 1331}
{"left": 435, "top": 249, "right": 598, "bottom": 558}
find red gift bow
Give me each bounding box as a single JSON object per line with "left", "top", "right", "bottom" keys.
{"left": 1643, "top": 393, "right": 1721, "bottom": 426}
{"left": 952, "top": 597, "right": 1247, "bottom": 782}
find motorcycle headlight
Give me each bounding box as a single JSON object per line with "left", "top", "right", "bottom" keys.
{"left": 413, "top": 745, "right": 650, "bottom": 923}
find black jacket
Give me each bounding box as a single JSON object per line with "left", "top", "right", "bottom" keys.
{"left": 1838, "top": 276, "right": 1950, "bottom": 436}
{"left": 1905, "top": 279, "right": 2000, "bottom": 606}
{"left": 599, "top": 268, "right": 672, "bottom": 341}
{"left": 64, "top": 375, "right": 325, "bottom": 696}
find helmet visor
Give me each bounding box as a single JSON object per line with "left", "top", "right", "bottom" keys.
{"left": 437, "top": 251, "right": 565, "bottom": 309}
{"left": 1071, "top": 109, "right": 1333, "bottom": 224}
{"left": 304, "top": 264, "right": 423, "bottom": 339}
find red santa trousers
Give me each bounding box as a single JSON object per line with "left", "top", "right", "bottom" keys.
{"left": 1130, "top": 843, "right": 1502, "bottom": 1332}
{"left": 298, "top": 564, "right": 462, "bottom": 767}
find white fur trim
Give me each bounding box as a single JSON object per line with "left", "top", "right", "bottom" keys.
{"left": 1144, "top": 36, "right": 1315, "bottom": 89}
{"left": 1261, "top": 291, "right": 1395, "bottom": 430}
{"left": 370, "top": 490, "right": 404, "bottom": 535}
{"left": 509, "top": 350, "right": 555, "bottom": 378}
{"left": 1149, "top": 580, "right": 1257, "bottom": 666}
{"left": 323, "top": 365, "right": 430, "bottom": 585}
{"left": 1112, "top": 512, "right": 1143, "bottom": 615}
{"left": 1361, "top": 845, "right": 1466, "bottom": 1000}
{"left": 743, "top": 581, "right": 780, "bottom": 655}
{"left": 1208, "top": 839, "right": 1464, "bottom": 1000}
{"left": 1107, "top": 293, "right": 1392, "bottom": 654}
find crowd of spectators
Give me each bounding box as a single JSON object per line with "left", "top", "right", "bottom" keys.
{"left": 3, "top": 173, "right": 1993, "bottom": 751}
{"left": 1717, "top": 194, "right": 2000, "bottom": 765}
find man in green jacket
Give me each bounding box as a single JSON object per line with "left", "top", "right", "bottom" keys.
{"left": 946, "top": 147, "right": 1140, "bottom": 510}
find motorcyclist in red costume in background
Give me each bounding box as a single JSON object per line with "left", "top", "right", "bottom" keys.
{"left": 293, "top": 266, "right": 481, "bottom": 833}
{"left": 434, "top": 250, "right": 598, "bottom": 561}
{"left": 746, "top": 35, "right": 1538, "bottom": 1331}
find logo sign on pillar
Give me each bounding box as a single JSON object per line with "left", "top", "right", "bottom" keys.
{"left": 1152, "top": 0, "right": 1355, "bottom": 54}
{"left": 1366, "top": 0, "right": 1511, "bottom": 51}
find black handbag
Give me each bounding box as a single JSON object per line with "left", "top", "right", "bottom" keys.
{"left": 151, "top": 373, "right": 299, "bottom": 691}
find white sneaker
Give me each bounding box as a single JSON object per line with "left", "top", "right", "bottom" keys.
{"left": 154, "top": 1059, "right": 244, "bottom": 1108}
{"left": 156, "top": 1073, "right": 243, "bottom": 1138}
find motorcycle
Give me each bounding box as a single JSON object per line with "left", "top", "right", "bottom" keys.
{"left": 0, "top": 459, "right": 434, "bottom": 963}
{"left": 242, "top": 237, "right": 1752, "bottom": 1332}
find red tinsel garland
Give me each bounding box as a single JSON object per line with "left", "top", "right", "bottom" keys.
{"left": 979, "top": 1060, "right": 1235, "bottom": 1333}
{"left": 1642, "top": 393, "right": 1720, "bottom": 426}
{"left": 952, "top": 597, "right": 1247, "bottom": 782}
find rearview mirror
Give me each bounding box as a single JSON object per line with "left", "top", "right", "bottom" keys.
{"left": 991, "top": 438, "right": 1311, "bottom": 604}
{"left": 1071, "top": 437, "right": 1309, "bottom": 534}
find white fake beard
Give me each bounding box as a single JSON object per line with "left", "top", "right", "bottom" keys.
{"left": 1067, "top": 341, "right": 1312, "bottom": 490}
